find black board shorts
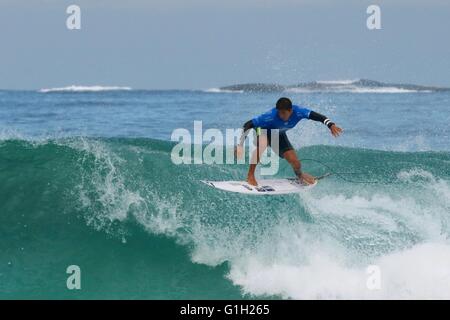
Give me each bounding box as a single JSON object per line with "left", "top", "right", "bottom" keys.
{"left": 257, "top": 128, "right": 294, "bottom": 158}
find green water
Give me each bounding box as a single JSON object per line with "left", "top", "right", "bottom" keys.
{"left": 1, "top": 137, "right": 450, "bottom": 299}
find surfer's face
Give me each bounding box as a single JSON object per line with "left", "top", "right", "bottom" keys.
{"left": 278, "top": 109, "right": 293, "bottom": 121}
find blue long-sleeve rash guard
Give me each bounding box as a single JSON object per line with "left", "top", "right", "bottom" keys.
{"left": 238, "top": 105, "right": 334, "bottom": 146}
{"left": 251, "top": 105, "right": 311, "bottom": 132}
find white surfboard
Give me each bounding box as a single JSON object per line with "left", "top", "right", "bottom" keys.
{"left": 201, "top": 174, "right": 331, "bottom": 195}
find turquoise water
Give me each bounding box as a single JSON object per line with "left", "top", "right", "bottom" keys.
{"left": 1, "top": 89, "right": 450, "bottom": 299}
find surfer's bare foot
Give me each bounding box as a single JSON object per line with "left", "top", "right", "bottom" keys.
{"left": 299, "top": 172, "right": 316, "bottom": 185}
{"left": 247, "top": 174, "right": 258, "bottom": 186}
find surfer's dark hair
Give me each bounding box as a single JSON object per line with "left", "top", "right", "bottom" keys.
{"left": 276, "top": 97, "right": 293, "bottom": 110}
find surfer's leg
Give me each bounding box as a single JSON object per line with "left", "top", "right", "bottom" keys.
{"left": 247, "top": 133, "right": 268, "bottom": 186}
{"left": 283, "top": 150, "right": 301, "bottom": 175}
{"left": 283, "top": 150, "right": 316, "bottom": 185}
{"left": 274, "top": 131, "right": 294, "bottom": 158}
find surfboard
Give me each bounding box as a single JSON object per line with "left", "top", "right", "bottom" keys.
{"left": 201, "top": 174, "right": 330, "bottom": 195}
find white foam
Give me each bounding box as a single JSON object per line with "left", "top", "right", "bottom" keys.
{"left": 351, "top": 87, "right": 422, "bottom": 93}
{"left": 39, "top": 85, "right": 132, "bottom": 93}
{"left": 190, "top": 169, "right": 450, "bottom": 299}
{"left": 68, "top": 138, "right": 147, "bottom": 230}
{"left": 204, "top": 88, "right": 244, "bottom": 93}
{"left": 67, "top": 137, "right": 189, "bottom": 238}
{"left": 133, "top": 191, "right": 185, "bottom": 238}
{"left": 228, "top": 242, "right": 450, "bottom": 299}
{"left": 316, "top": 79, "right": 359, "bottom": 85}
{"left": 0, "top": 128, "right": 26, "bottom": 141}
{"left": 285, "top": 86, "right": 422, "bottom": 94}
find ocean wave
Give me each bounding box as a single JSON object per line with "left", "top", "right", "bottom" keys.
{"left": 1, "top": 137, "right": 450, "bottom": 298}
{"left": 39, "top": 85, "right": 132, "bottom": 93}
{"left": 224, "top": 167, "right": 450, "bottom": 299}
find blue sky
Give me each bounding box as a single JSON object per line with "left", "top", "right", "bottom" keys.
{"left": 0, "top": 0, "right": 449, "bottom": 89}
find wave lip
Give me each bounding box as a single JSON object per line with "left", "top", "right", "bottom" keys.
{"left": 39, "top": 85, "right": 132, "bottom": 93}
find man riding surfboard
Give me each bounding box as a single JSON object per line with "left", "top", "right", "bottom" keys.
{"left": 236, "top": 97, "right": 343, "bottom": 186}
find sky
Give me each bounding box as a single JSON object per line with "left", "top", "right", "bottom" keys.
{"left": 0, "top": 0, "right": 449, "bottom": 90}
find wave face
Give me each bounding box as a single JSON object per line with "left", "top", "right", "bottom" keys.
{"left": 1, "top": 137, "right": 450, "bottom": 299}
{"left": 39, "top": 85, "right": 132, "bottom": 93}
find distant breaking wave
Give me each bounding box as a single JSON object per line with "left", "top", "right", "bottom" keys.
{"left": 285, "top": 86, "right": 423, "bottom": 94}
{"left": 204, "top": 88, "right": 244, "bottom": 93}
{"left": 286, "top": 79, "right": 427, "bottom": 93}
{"left": 219, "top": 79, "right": 446, "bottom": 94}
{"left": 39, "top": 85, "right": 132, "bottom": 93}
{"left": 316, "top": 79, "right": 359, "bottom": 85}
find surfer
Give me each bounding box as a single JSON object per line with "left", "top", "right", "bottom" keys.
{"left": 236, "top": 97, "right": 343, "bottom": 186}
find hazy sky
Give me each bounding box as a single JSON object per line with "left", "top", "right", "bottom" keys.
{"left": 0, "top": 0, "right": 449, "bottom": 90}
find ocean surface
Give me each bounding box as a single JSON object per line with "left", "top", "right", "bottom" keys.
{"left": 1, "top": 86, "right": 450, "bottom": 299}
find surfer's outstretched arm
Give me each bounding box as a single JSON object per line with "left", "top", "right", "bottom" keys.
{"left": 308, "top": 111, "right": 343, "bottom": 137}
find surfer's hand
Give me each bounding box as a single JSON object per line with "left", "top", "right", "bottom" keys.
{"left": 300, "top": 172, "right": 316, "bottom": 185}
{"left": 235, "top": 145, "right": 244, "bottom": 159}
{"left": 330, "top": 124, "right": 343, "bottom": 137}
